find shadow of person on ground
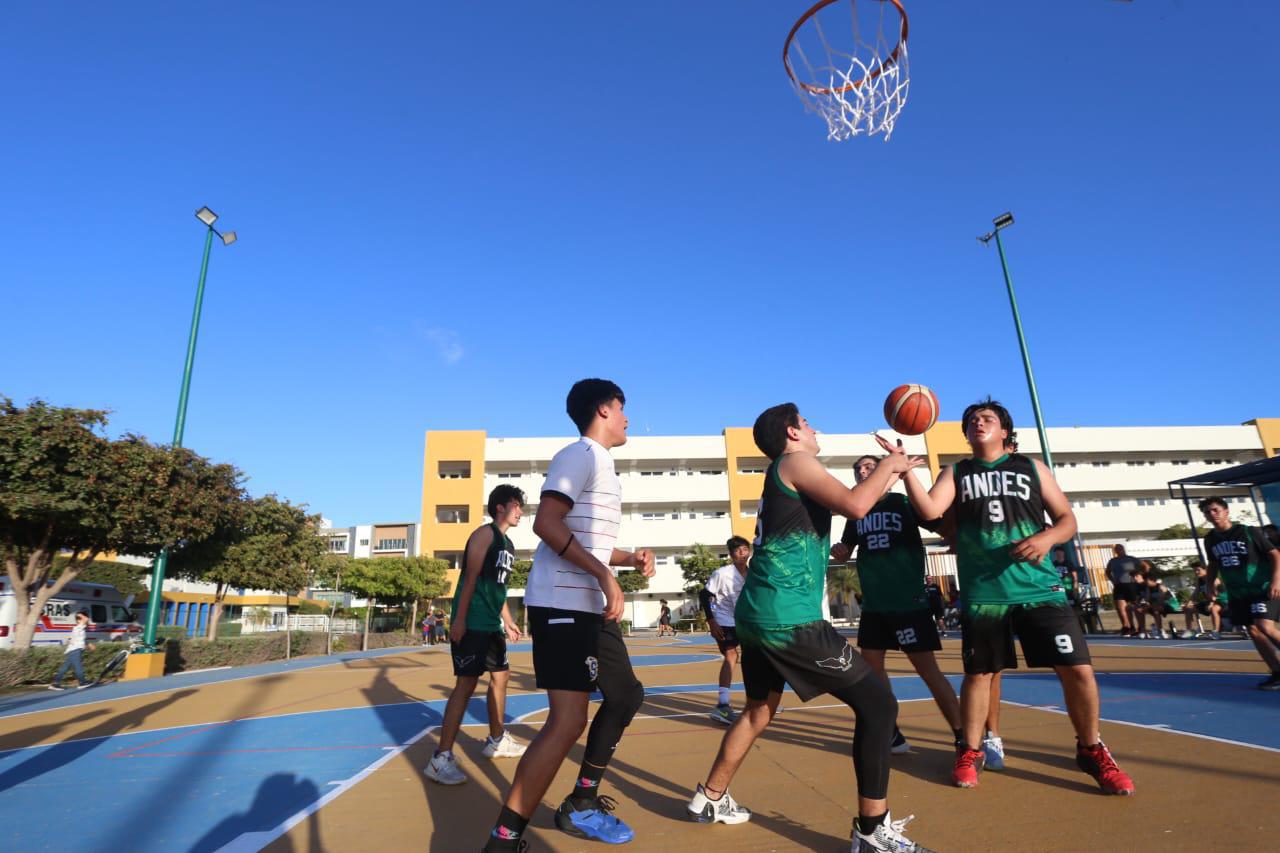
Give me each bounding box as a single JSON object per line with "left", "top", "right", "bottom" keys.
{"left": 0, "top": 707, "right": 108, "bottom": 753}
{"left": 0, "top": 689, "right": 198, "bottom": 793}
{"left": 189, "top": 772, "right": 323, "bottom": 853}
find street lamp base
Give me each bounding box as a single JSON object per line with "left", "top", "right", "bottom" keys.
{"left": 122, "top": 651, "right": 166, "bottom": 681}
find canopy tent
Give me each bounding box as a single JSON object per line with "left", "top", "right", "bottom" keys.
{"left": 1168, "top": 456, "right": 1280, "bottom": 560}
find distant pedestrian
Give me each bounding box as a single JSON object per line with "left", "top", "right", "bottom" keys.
{"left": 425, "top": 612, "right": 437, "bottom": 645}
{"left": 658, "top": 600, "right": 674, "bottom": 637}
{"left": 434, "top": 610, "right": 448, "bottom": 643}
{"left": 50, "top": 611, "right": 93, "bottom": 690}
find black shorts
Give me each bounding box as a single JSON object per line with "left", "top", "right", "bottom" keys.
{"left": 740, "top": 620, "right": 872, "bottom": 702}
{"left": 528, "top": 606, "right": 635, "bottom": 693}
{"left": 1226, "top": 594, "right": 1280, "bottom": 628}
{"left": 961, "top": 601, "right": 1092, "bottom": 675}
{"left": 857, "top": 609, "right": 942, "bottom": 653}
{"left": 1112, "top": 582, "right": 1141, "bottom": 603}
{"left": 1194, "top": 600, "right": 1219, "bottom": 616}
{"left": 450, "top": 630, "right": 509, "bottom": 677}
{"left": 715, "top": 625, "right": 740, "bottom": 655}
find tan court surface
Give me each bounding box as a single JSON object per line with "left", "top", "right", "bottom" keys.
{"left": 3, "top": 639, "right": 1277, "bottom": 852}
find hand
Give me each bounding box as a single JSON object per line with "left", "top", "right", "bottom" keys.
{"left": 708, "top": 619, "right": 725, "bottom": 641}
{"left": 632, "top": 548, "right": 656, "bottom": 578}
{"left": 1009, "top": 532, "right": 1051, "bottom": 564}
{"left": 602, "top": 574, "right": 625, "bottom": 622}
{"left": 831, "top": 542, "right": 852, "bottom": 563}
{"left": 449, "top": 621, "right": 466, "bottom": 643}
{"left": 505, "top": 622, "right": 522, "bottom": 643}
{"left": 873, "top": 434, "right": 924, "bottom": 473}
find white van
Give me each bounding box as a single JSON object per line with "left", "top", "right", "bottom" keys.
{"left": 0, "top": 576, "right": 143, "bottom": 649}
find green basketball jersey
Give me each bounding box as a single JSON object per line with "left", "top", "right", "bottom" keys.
{"left": 1204, "top": 523, "right": 1275, "bottom": 598}
{"left": 840, "top": 493, "right": 928, "bottom": 613}
{"left": 952, "top": 454, "right": 1065, "bottom": 606}
{"left": 735, "top": 457, "right": 831, "bottom": 638}
{"left": 451, "top": 522, "right": 515, "bottom": 632}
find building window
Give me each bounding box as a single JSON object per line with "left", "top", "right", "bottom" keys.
{"left": 699, "top": 469, "right": 724, "bottom": 476}
{"left": 1072, "top": 500, "right": 1089, "bottom": 508}
{"left": 1205, "top": 459, "right": 1224, "bottom": 465}
{"left": 1101, "top": 499, "right": 1121, "bottom": 507}
{"left": 702, "top": 511, "right": 727, "bottom": 519}
{"left": 641, "top": 512, "right": 665, "bottom": 521}
{"left": 639, "top": 470, "right": 666, "bottom": 477}
{"left": 326, "top": 536, "right": 349, "bottom": 553}
{"left": 436, "top": 506, "right": 470, "bottom": 524}
{"left": 359, "top": 539, "right": 369, "bottom": 546}
{"left": 436, "top": 551, "right": 463, "bottom": 569}
{"left": 739, "top": 500, "right": 758, "bottom": 518}
{"left": 376, "top": 538, "right": 407, "bottom": 551}
{"left": 1171, "top": 459, "right": 1189, "bottom": 466}
{"left": 1091, "top": 461, "right": 1111, "bottom": 468}
{"left": 438, "top": 461, "right": 471, "bottom": 479}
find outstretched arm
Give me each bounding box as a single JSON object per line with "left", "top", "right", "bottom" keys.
{"left": 784, "top": 451, "right": 922, "bottom": 521}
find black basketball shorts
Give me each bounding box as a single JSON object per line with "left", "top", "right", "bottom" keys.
{"left": 528, "top": 606, "right": 636, "bottom": 693}
{"left": 715, "top": 625, "right": 741, "bottom": 655}
{"left": 961, "top": 601, "right": 1091, "bottom": 675}
{"left": 857, "top": 609, "right": 943, "bottom": 653}
{"left": 739, "top": 620, "right": 872, "bottom": 702}
{"left": 450, "top": 630, "right": 509, "bottom": 677}
{"left": 1226, "top": 593, "right": 1280, "bottom": 628}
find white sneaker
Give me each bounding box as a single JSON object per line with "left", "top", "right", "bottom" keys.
{"left": 424, "top": 750, "right": 467, "bottom": 785}
{"left": 482, "top": 730, "right": 527, "bottom": 759}
{"left": 982, "top": 735, "right": 1005, "bottom": 771}
{"left": 1180, "top": 630, "right": 1196, "bottom": 639}
{"left": 687, "top": 783, "right": 751, "bottom": 825}
{"left": 889, "top": 728, "right": 910, "bottom": 754}
{"left": 852, "top": 812, "right": 936, "bottom": 852}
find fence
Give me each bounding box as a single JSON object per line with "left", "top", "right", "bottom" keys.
{"left": 240, "top": 614, "right": 358, "bottom": 634}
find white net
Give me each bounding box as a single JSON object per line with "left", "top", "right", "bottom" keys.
{"left": 784, "top": 0, "right": 910, "bottom": 141}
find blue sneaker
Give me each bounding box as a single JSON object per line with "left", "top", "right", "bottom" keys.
{"left": 554, "top": 795, "right": 635, "bottom": 844}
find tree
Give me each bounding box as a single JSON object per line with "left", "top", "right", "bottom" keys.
{"left": 616, "top": 570, "right": 650, "bottom": 593}
{"left": 170, "top": 495, "right": 326, "bottom": 638}
{"left": 51, "top": 555, "right": 149, "bottom": 597}
{"left": 340, "top": 557, "right": 448, "bottom": 650}
{"left": 1150, "top": 522, "right": 1207, "bottom": 579}
{"left": 507, "top": 559, "right": 532, "bottom": 590}
{"left": 0, "top": 398, "right": 243, "bottom": 649}
{"left": 679, "top": 544, "right": 724, "bottom": 597}
{"left": 827, "top": 564, "right": 861, "bottom": 621}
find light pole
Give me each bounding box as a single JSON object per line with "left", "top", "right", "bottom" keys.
{"left": 139, "top": 207, "right": 237, "bottom": 653}
{"left": 978, "top": 213, "right": 1083, "bottom": 571}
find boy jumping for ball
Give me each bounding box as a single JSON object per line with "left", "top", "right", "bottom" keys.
{"left": 894, "top": 398, "right": 1134, "bottom": 795}
{"left": 686, "top": 403, "right": 937, "bottom": 853}
{"left": 426, "top": 484, "right": 529, "bottom": 785}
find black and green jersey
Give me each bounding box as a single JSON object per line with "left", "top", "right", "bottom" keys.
{"left": 451, "top": 523, "right": 515, "bottom": 632}
{"left": 840, "top": 493, "right": 928, "bottom": 613}
{"left": 1204, "top": 524, "right": 1275, "bottom": 598}
{"left": 952, "top": 453, "right": 1065, "bottom": 606}
{"left": 736, "top": 457, "right": 831, "bottom": 637}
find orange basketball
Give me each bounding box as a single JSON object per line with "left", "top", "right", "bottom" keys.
{"left": 883, "top": 384, "right": 940, "bottom": 435}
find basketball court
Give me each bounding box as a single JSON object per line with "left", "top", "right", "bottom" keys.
{"left": 2, "top": 634, "right": 1276, "bottom": 851}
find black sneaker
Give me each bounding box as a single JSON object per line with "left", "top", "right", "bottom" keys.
{"left": 1258, "top": 672, "right": 1280, "bottom": 691}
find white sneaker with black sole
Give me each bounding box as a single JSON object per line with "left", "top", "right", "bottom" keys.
{"left": 424, "top": 750, "right": 467, "bottom": 785}
{"left": 853, "top": 812, "right": 936, "bottom": 852}
{"left": 482, "top": 730, "right": 527, "bottom": 758}
{"left": 687, "top": 784, "right": 751, "bottom": 825}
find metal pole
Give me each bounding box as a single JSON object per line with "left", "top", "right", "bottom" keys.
{"left": 1180, "top": 485, "right": 1206, "bottom": 562}
{"left": 141, "top": 227, "right": 216, "bottom": 650}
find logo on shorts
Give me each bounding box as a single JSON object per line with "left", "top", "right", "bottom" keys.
{"left": 454, "top": 655, "right": 476, "bottom": 668}
{"left": 585, "top": 655, "right": 599, "bottom": 680}
{"left": 816, "top": 644, "right": 856, "bottom": 672}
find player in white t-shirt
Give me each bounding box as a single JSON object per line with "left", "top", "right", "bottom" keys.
{"left": 485, "top": 379, "right": 656, "bottom": 852}
{"left": 700, "top": 536, "right": 750, "bottom": 725}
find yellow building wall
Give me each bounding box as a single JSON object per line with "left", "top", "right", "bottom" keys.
{"left": 922, "top": 420, "right": 968, "bottom": 478}
{"left": 724, "top": 427, "right": 765, "bottom": 541}
{"left": 1247, "top": 418, "right": 1280, "bottom": 458}
{"left": 421, "top": 430, "right": 487, "bottom": 598}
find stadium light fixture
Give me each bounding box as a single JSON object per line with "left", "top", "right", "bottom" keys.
{"left": 140, "top": 206, "right": 238, "bottom": 658}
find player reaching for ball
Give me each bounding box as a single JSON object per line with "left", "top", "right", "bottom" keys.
{"left": 890, "top": 397, "right": 1134, "bottom": 796}
{"left": 686, "top": 403, "right": 938, "bottom": 853}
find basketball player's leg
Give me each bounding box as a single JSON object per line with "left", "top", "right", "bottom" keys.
{"left": 436, "top": 674, "right": 481, "bottom": 754}
{"left": 905, "top": 650, "right": 961, "bottom": 731}
{"left": 703, "top": 690, "right": 783, "bottom": 794}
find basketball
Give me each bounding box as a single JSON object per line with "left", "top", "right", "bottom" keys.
{"left": 884, "top": 384, "right": 940, "bottom": 435}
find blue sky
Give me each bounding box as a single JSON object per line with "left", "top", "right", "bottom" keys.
{"left": 4, "top": 1, "right": 1277, "bottom": 526}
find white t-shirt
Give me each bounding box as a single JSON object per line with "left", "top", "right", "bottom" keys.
{"left": 705, "top": 565, "right": 746, "bottom": 627}
{"left": 65, "top": 622, "right": 86, "bottom": 653}
{"left": 525, "top": 437, "right": 623, "bottom": 613}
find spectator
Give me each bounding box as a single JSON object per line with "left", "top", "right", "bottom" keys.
{"left": 1144, "top": 573, "right": 1181, "bottom": 639}
{"left": 434, "top": 610, "right": 448, "bottom": 644}
{"left": 424, "top": 611, "right": 437, "bottom": 645}
{"left": 657, "top": 599, "right": 674, "bottom": 637}
{"left": 49, "top": 610, "right": 93, "bottom": 690}
{"left": 1106, "top": 544, "right": 1142, "bottom": 636}
{"left": 1183, "top": 561, "right": 1225, "bottom": 639}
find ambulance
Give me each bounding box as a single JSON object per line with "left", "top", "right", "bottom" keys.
{"left": 0, "top": 576, "right": 143, "bottom": 649}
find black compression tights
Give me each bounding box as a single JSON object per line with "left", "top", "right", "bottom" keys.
{"left": 831, "top": 674, "right": 898, "bottom": 801}
{"left": 582, "top": 674, "right": 645, "bottom": 768}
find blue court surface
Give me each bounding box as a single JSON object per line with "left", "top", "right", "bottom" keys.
{"left": 0, "top": 644, "right": 1275, "bottom": 850}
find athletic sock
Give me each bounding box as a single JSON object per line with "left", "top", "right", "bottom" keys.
{"left": 953, "top": 728, "right": 964, "bottom": 747}
{"left": 857, "top": 812, "right": 888, "bottom": 834}
{"left": 486, "top": 806, "right": 528, "bottom": 849}
{"left": 718, "top": 687, "right": 730, "bottom": 706}
{"left": 572, "top": 761, "right": 606, "bottom": 802}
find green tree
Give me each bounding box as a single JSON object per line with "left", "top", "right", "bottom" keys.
{"left": 0, "top": 398, "right": 243, "bottom": 649}
{"left": 340, "top": 556, "right": 448, "bottom": 649}
{"left": 1150, "top": 523, "right": 1207, "bottom": 579}
{"left": 827, "top": 563, "right": 861, "bottom": 620}
{"left": 616, "top": 570, "right": 650, "bottom": 593}
{"left": 679, "top": 544, "right": 724, "bottom": 596}
{"left": 51, "top": 555, "right": 150, "bottom": 596}
{"left": 170, "top": 495, "right": 326, "bottom": 638}
{"left": 507, "top": 559, "right": 532, "bottom": 590}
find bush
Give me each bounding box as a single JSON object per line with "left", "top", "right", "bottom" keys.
{"left": 156, "top": 625, "right": 189, "bottom": 641}
{"left": 0, "top": 642, "right": 132, "bottom": 688}
{"left": 296, "top": 600, "right": 328, "bottom": 615}
{"left": 215, "top": 621, "right": 242, "bottom": 637}
{"left": 620, "top": 620, "right": 631, "bottom": 636}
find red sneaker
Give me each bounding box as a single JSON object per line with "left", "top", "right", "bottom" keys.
{"left": 951, "top": 746, "right": 984, "bottom": 788}
{"left": 1076, "top": 741, "right": 1135, "bottom": 796}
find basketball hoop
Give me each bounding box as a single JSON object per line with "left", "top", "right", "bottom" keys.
{"left": 783, "top": 0, "right": 910, "bottom": 141}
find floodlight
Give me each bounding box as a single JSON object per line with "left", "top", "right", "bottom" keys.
{"left": 993, "top": 212, "right": 1015, "bottom": 230}
{"left": 195, "top": 206, "right": 218, "bottom": 226}
{"left": 220, "top": 231, "right": 237, "bottom": 246}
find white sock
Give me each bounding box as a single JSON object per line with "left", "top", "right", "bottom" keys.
{"left": 718, "top": 687, "right": 730, "bottom": 706}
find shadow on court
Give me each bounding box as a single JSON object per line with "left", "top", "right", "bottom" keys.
{"left": 190, "top": 773, "right": 324, "bottom": 853}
